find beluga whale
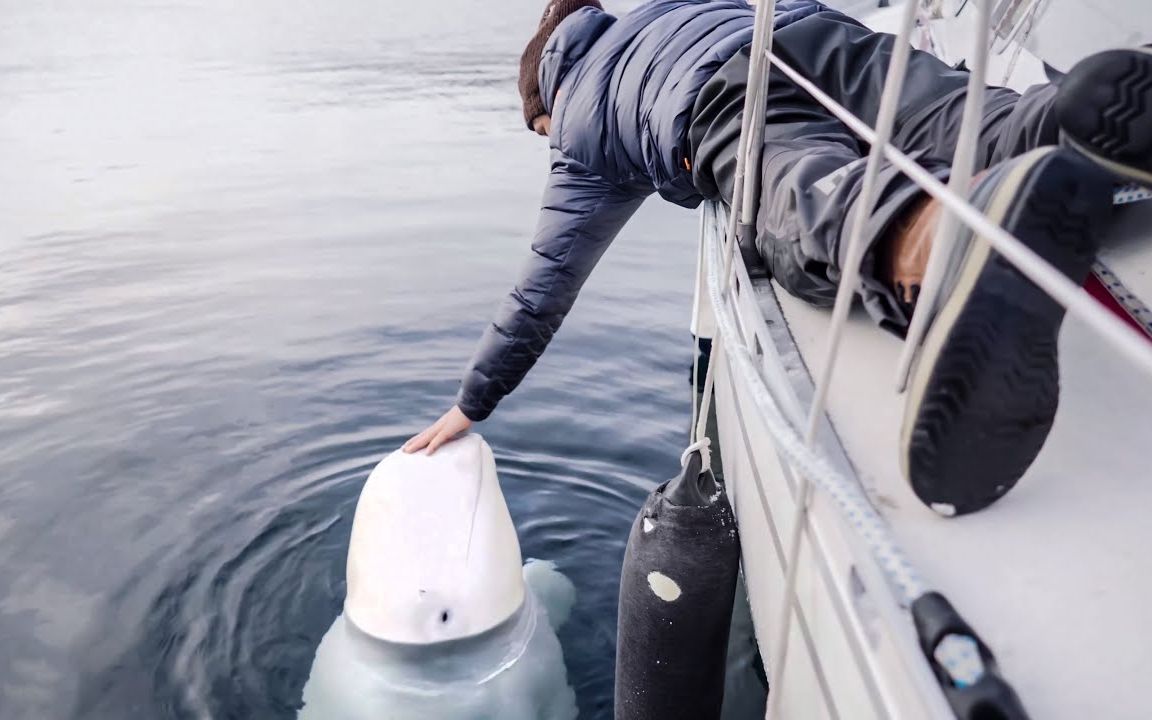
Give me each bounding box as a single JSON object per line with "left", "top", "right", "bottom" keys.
{"left": 299, "top": 433, "right": 578, "bottom": 720}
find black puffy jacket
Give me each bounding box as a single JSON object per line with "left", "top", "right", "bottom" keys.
{"left": 457, "top": 0, "right": 826, "bottom": 421}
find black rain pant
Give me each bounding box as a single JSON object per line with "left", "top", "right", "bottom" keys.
{"left": 687, "top": 9, "right": 1060, "bottom": 334}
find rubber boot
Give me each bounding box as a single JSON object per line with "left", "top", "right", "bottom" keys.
{"left": 1056, "top": 47, "right": 1152, "bottom": 185}
{"left": 896, "top": 148, "right": 1112, "bottom": 516}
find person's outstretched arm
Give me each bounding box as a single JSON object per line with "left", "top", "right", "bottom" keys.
{"left": 405, "top": 157, "right": 646, "bottom": 453}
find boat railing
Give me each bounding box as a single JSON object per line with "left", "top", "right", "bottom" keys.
{"left": 696, "top": 0, "right": 1152, "bottom": 717}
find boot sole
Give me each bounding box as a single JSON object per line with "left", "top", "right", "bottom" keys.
{"left": 1057, "top": 47, "right": 1152, "bottom": 185}
{"left": 901, "top": 148, "right": 1105, "bottom": 516}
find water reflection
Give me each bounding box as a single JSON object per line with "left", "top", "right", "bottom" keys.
{"left": 0, "top": 1, "right": 697, "bottom": 717}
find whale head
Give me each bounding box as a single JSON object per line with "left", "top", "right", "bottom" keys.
{"left": 344, "top": 433, "right": 525, "bottom": 645}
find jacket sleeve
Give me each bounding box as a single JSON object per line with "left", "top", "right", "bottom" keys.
{"left": 456, "top": 159, "right": 647, "bottom": 421}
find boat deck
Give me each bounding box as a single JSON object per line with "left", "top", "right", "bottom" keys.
{"left": 709, "top": 3, "right": 1152, "bottom": 716}
{"left": 764, "top": 197, "right": 1152, "bottom": 718}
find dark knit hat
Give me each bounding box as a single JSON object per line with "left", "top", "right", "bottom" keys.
{"left": 519, "top": 0, "right": 603, "bottom": 129}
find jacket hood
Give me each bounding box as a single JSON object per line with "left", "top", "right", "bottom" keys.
{"left": 538, "top": 7, "right": 616, "bottom": 116}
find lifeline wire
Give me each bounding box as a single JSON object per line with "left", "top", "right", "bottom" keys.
{"left": 764, "top": 47, "right": 1152, "bottom": 384}
{"left": 696, "top": 2, "right": 1152, "bottom": 711}
{"left": 895, "top": 0, "right": 993, "bottom": 391}
{"left": 701, "top": 205, "right": 928, "bottom": 607}
{"left": 766, "top": 1, "right": 923, "bottom": 715}
{"left": 691, "top": 0, "right": 778, "bottom": 453}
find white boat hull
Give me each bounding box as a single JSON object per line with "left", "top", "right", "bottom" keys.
{"left": 701, "top": 203, "right": 954, "bottom": 719}
{"left": 703, "top": 2, "right": 1152, "bottom": 716}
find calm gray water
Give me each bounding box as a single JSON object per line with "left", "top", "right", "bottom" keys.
{"left": 0, "top": 1, "right": 701, "bottom": 717}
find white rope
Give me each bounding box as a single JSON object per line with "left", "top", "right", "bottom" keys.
{"left": 680, "top": 438, "right": 712, "bottom": 470}
{"left": 739, "top": 0, "right": 776, "bottom": 226}
{"left": 766, "top": 2, "right": 923, "bottom": 714}
{"left": 895, "top": 0, "right": 993, "bottom": 392}
{"left": 691, "top": 0, "right": 778, "bottom": 450}
{"left": 721, "top": 0, "right": 773, "bottom": 274}
{"left": 690, "top": 336, "right": 700, "bottom": 444}
{"left": 764, "top": 46, "right": 1152, "bottom": 386}
{"left": 691, "top": 213, "right": 704, "bottom": 444}
{"left": 694, "top": 0, "right": 1152, "bottom": 703}
{"left": 694, "top": 1, "right": 1152, "bottom": 711}
{"left": 702, "top": 203, "right": 928, "bottom": 606}
{"left": 694, "top": 360, "right": 718, "bottom": 469}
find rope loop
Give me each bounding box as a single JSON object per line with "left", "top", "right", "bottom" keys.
{"left": 680, "top": 437, "right": 712, "bottom": 472}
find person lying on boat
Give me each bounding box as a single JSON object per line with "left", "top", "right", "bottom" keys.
{"left": 406, "top": 0, "right": 1152, "bottom": 516}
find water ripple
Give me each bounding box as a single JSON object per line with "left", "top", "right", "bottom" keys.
{"left": 0, "top": 1, "right": 699, "bottom": 718}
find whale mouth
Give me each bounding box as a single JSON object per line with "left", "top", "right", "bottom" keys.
{"left": 339, "top": 591, "right": 539, "bottom": 692}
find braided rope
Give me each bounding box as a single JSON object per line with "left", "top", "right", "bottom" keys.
{"left": 702, "top": 202, "right": 928, "bottom": 606}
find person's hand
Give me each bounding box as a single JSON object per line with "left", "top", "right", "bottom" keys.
{"left": 403, "top": 406, "right": 473, "bottom": 455}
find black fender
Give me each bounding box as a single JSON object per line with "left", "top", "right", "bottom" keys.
{"left": 614, "top": 450, "right": 741, "bottom": 719}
